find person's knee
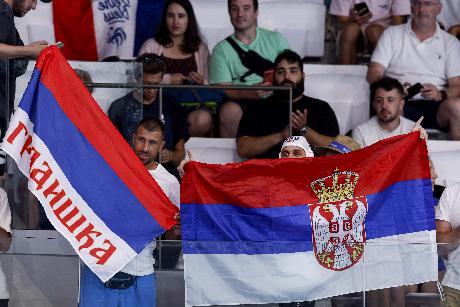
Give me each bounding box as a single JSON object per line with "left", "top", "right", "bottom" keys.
{"left": 341, "top": 22, "right": 361, "bottom": 44}
{"left": 219, "top": 102, "right": 243, "bottom": 123}
{"left": 445, "top": 97, "right": 460, "bottom": 118}
{"left": 188, "top": 110, "right": 213, "bottom": 137}
{"left": 365, "top": 24, "right": 384, "bottom": 46}
{"left": 448, "top": 25, "right": 460, "bottom": 37}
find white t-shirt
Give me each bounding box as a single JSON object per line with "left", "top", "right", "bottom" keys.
{"left": 121, "top": 164, "right": 180, "bottom": 276}
{"left": 435, "top": 183, "right": 460, "bottom": 291}
{"left": 0, "top": 188, "right": 11, "bottom": 299}
{"left": 329, "top": 0, "right": 411, "bottom": 27}
{"left": 351, "top": 116, "right": 415, "bottom": 146}
{"left": 371, "top": 21, "right": 460, "bottom": 90}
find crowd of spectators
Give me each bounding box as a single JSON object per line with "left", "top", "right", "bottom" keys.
{"left": 2, "top": 0, "right": 460, "bottom": 306}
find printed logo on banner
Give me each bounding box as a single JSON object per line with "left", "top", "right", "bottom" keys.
{"left": 97, "top": 0, "right": 132, "bottom": 46}
{"left": 309, "top": 168, "right": 368, "bottom": 271}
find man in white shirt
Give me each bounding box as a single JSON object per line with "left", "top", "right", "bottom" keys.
{"left": 436, "top": 183, "right": 460, "bottom": 306}
{"left": 352, "top": 77, "right": 415, "bottom": 146}
{"left": 367, "top": 0, "right": 460, "bottom": 140}
{"left": 80, "top": 117, "right": 180, "bottom": 307}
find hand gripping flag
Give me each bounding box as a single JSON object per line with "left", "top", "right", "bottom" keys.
{"left": 1, "top": 46, "right": 178, "bottom": 282}
{"left": 181, "top": 133, "right": 437, "bottom": 306}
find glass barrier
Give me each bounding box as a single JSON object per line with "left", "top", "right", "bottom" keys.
{"left": 0, "top": 59, "right": 447, "bottom": 307}
{"left": 0, "top": 236, "right": 450, "bottom": 307}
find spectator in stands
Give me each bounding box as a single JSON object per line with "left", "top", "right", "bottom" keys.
{"left": 107, "top": 53, "right": 186, "bottom": 177}
{"left": 0, "top": 0, "right": 49, "bottom": 174}
{"left": 210, "top": 0, "right": 290, "bottom": 137}
{"left": 352, "top": 77, "right": 415, "bottom": 146}
{"left": 139, "top": 0, "right": 213, "bottom": 137}
{"left": 435, "top": 181, "right": 460, "bottom": 306}
{"left": 74, "top": 68, "right": 94, "bottom": 94}
{"left": 80, "top": 118, "right": 180, "bottom": 307}
{"left": 236, "top": 50, "right": 339, "bottom": 159}
{"left": 367, "top": 0, "right": 460, "bottom": 140}
{"left": 329, "top": 0, "right": 410, "bottom": 64}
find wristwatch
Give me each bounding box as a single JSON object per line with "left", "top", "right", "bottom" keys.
{"left": 299, "top": 126, "right": 309, "bottom": 136}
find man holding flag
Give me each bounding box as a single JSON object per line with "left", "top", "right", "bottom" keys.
{"left": 80, "top": 117, "right": 180, "bottom": 306}
{"left": 1, "top": 46, "right": 180, "bottom": 306}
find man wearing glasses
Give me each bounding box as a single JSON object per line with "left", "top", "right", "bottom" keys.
{"left": 366, "top": 0, "right": 460, "bottom": 140}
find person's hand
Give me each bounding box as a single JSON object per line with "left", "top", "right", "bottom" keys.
{"left": 187, "top": 72, "right": 205, "bottom": 85}
{"left": 170, "top": 73, "right": 187, "bottom": 85}
{"left": 291, "top": 109, "right": 308, "bottom": 131}
{"left": 421, "top": 83, "right": 443, "bottom": 102}
{"left": 411, "top": 116, "right": 428, "bottom": 140}
{"left": 160, "top": 149, "right": 172, "bottom": 164}
{"left": 351, "top": 9, "right": 372, "bottom": 26}
{"left": 27, "top": 40, "right": 49, "bottom": 57}
{"left": 174, "top": 212, "right": 181, "bottom": 223}
{"left": 177, "top": 150, "right": 193, "bottom": 178}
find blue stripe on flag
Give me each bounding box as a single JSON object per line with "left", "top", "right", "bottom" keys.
{"left": 19, "top": 70, "right": 163, "bottom": 252}
{"left": 182, "top": 179, "right": 435, "bottom": 254}
{"left": 133, "top": 0, "right": 165, "bottom": 56}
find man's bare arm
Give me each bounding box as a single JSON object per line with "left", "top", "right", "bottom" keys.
{"left": 366, "top": 61, "right": 385, "bottom": 84}
{"left": 436, "top": 219, "right": 460, "bottom": 258}
{"left": 0, "top": 228, "right": 11, "bottom": 253}
{"left": 0, "top": 41, "right": 48, "bottom": 59}
{"left": 447, "top": 76, "right": 460, "bottom": 98}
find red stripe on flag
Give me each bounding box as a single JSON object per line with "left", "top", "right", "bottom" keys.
{"left": 35, "top": 47, "right": 178, "bottom": 228}
{"left": 181, "top": 133, "right": 430, "bottom": 208}
{"left": 53, "top": 0, "right": 98, "bottom": 60}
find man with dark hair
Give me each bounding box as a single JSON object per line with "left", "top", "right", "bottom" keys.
{"left": 236, "top": 49, "right": 339, "bottom": 159}
{"left": 352, "top": 77, "right": 415, "bottom": 146}
{"left": 367, "top": 0, "right": 460, "bottom": 140}
{"left": 108, "top": 53, "right": 187, "bottom": 176}
{"left": 80, "top": 117, "right": 180, "bottom": 307}
{"left": 210, "top": 0, "right": 289, "bottom": 137}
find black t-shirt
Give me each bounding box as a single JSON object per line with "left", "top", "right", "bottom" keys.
{"left": 237, "top": 95, "right": 339, "bottom": 159}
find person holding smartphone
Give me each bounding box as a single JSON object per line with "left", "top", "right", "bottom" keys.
{"left": 367, "top": 0, "right": 460, "bottom": 141}
{"left": 329, "top": 0, "right": 411, "bottom": 64}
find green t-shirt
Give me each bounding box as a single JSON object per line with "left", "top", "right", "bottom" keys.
{"left": 209, "top": 28, "right": 290, "bottom": 85}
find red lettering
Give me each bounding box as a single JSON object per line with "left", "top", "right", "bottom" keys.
{"left": 43, "top": 179, "right": 66, "bottom": 208}
{"left": 75, "top": 223, "right": 102, "bottom": 251}
{"left": 6, "top": 121, "right": 28, "bottom": 145}
{"left": 90, "top": 240, "right": 117, "bottom": 265}
{"left": 53, "top": 198, "right": 72, "bottom": 216}
{"left": 30, "top": 161, "right": 53, "bottom": 190}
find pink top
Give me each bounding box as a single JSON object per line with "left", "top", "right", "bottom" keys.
{"left": 329, "top": 0, "right": 411, "bottom": 27}
{"left": 138, "top": 38, "right": 210, "bottom": 84}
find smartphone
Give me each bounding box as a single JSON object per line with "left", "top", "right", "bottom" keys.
{"left": 406, "top": 83, "right": 424, "bottom": 99}
{"left": 55, "top": 41, "right": 64, "bottom": 48}
{"left": 263, "top": 69, "right": 274, "bottom": 84}
{"left": 354, "top": 2, "right": 370, "bottom": 16}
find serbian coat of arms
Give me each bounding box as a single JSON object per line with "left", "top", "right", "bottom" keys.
{"left": 309, "top": 168, "right": 368, "bottom": 271}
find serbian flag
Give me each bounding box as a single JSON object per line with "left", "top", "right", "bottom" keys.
{"left": 1, "top": 46, "right": 178, "bottom": 282}
{"left": 52, "top": 0, "right": 164, "bottom": 60}
{"left": 181, "top": 133, "right": 437, "bottom": 306}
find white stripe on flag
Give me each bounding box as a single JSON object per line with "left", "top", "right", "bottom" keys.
{"left": 92, "top": 0, "right": 139, "bottom": 60}
{"left": 2, "top": 108, "right": 137, "bottom": 282}
{"left": 184, "top": 231, "right": 437, "bottom": 306}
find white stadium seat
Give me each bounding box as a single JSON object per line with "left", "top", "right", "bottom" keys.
{"left": 438, "top": 0, "right": 460, "bottom": 32}
{"left": 185, "top": 137, "right": 243, "bottom": 164}
{"left": 303, "top": 64, "right": 370, "bottom": 134}
{"left": 427, "top": 140, "right": 460, "bottom": 187}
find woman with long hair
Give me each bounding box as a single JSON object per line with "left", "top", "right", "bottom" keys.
{"left": 139, "top": 0, "right": 213, "bottom": 137}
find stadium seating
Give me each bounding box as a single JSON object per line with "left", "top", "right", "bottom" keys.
{"left": 438, "top": 0, "right": 460, "bottom": 32}
{"left": 428, "top": 140, "right": 460, "bottom": 186}
{"left": 303, "top": 64, "right": 370, "bottom": 134}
